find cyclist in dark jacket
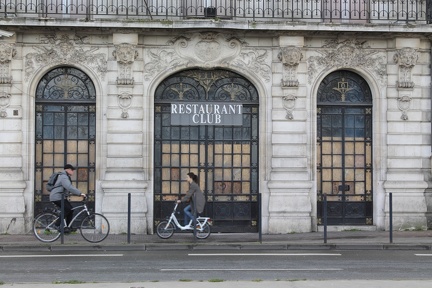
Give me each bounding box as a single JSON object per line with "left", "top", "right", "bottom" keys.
{"left": 177, "top": 172, "right": 205, "bottom": 228}
{"left": 49, "top": 164, "right": 86, "bottom": 232}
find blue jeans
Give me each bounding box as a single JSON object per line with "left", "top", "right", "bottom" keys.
{"left": 183, "top": 204, "right": 195, "bottom": 226}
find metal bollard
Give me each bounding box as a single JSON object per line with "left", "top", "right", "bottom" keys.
{"left": 258, "top": 193, "right": 262, "bottom": 244}
{"left": 127, "top": 193, "right": 131, "bottom": 244}
{"left": 389, "top": 192, "right": 393, "bottom": 243}
{"left": 60, "top": 192, "right": 65, "bottom": 244}
{"left": 323, "top": 194, "right": 327, "bottom": 244}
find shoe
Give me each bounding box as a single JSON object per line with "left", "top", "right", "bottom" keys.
{"left": 63, "top": 227, "right": 71, "bottom": 234}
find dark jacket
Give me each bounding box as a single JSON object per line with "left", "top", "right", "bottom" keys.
{"left": 181, "top": 181, "right": 206, "bottom": 214}
{"left": 49, "top": 171, "right": 82, "bottom": 201}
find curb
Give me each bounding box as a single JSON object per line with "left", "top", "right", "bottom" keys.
{"left": 2, "top": 243, "right": 432, "bottom": 252}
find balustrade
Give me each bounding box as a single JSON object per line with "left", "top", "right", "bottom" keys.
{"left": 0, "top": 0, "right": 430, "bottom": 23}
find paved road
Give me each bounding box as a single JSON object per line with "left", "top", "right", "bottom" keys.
{"left": 1, "top": 249, "right": 432, "bottom": 284}
{"left": 1, "top": 281, "right": 432, "bottom": 288}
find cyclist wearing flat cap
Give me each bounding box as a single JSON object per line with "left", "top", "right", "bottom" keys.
{"left": 49, "top": 164, "right": 86, "bottom": 233}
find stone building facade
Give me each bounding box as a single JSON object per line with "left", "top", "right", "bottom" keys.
{"left": 0, "top": 3, "right": 431, "bottom": 234}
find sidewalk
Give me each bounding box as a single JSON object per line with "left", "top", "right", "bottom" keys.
{"left": 1, "top": 230, "right": 432, "bottom": 251}
{"left": 2, "top": 280, "right": 432, "bottom": 288}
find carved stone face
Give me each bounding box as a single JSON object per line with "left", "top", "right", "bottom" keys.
{"left": 115, "top": 45, "right": 137, "bottom": 64}
{"left": 279, "top": 47, "right": 302, "bottom": 66}
{"left": 0, "top": 45, "right": 15, "bottom": 63}
{"left": 395, "top": 48, "right": 418, "bottom": 67}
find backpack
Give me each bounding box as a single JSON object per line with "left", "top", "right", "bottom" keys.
{"left": 46, "top": 172, "right": 61, "bottom": 192}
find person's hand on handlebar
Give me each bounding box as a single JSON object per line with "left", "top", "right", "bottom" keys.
{"left": 177, "top": 200, "right": 181, "bottom": 204}
{"left": 81, "top": 193, "right": 87, "bottom": 199}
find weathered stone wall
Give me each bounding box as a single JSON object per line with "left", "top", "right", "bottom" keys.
{"left": 0, "top": 27, "right": 430, "bottom": 234}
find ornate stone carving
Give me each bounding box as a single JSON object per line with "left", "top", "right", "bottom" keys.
{"left": 169, "top": 32, "right": 243, "bottom": 67}
{"left": 0, "top": 91, "right": 11, "bottom": 118}
{"left": 278, "top": 46, "right": 302, "bottom": 87}
{"left": 144, "top": 49, "right": 187, "bottom": 80}
{"left": 144, "top": 33, "right": 271, "bottom": 83}
{"left": 118, "top": 91, "right": 133, "bottom": 118}
{"left": 282, "top": 94, "right": 297, "bottom": 120}
{"left": 397, "top": 95, "right": 411, "bottom": 120}
{"left": 394, "top": 47, "right": 418, "bottom": 89}
{"left": 113, "top": 43, "right": 138, "bottom": 85}
{"left": 307, "top": 39, "right": 386, "bottom": 85}
{"left": 232, "top": 49, "right": 271, "bottom": 82}
{"left": 0, "top": 43, "right": 16, "bottom": 84}
{"left": 25, "top": 34, "right": 107, "bottom": 81}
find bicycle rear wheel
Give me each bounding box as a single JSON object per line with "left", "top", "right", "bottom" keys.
{"left": 195, "top": 222, "right": 211, "bottom": 239}
{"left": 33, "top": 213, "right": 61, "bottom": 242}
{"left": 156, "top": 220, "right": 175, "bottom": 239}
{"left": 80, "top": 213, "right": 110, "bottom": 243}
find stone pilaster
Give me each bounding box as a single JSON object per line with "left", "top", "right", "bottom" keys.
{"left": 383, "top": 37, "right": 427, "bottom": 230}
{"left": 0, "top": 35, "right": 26, "bottom": 233}
{"left": 267, "top": 36, "right": 312, "bottom": 233}
{"left": 100, "top": 33, "right": 148, "bottom": 234}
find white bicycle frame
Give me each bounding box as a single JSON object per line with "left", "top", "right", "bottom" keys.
{"left": 165, "top": 203, "right": 211, "bottom": 231}
{"left": 56, "top": 202, "right": 91, "bottom": 228}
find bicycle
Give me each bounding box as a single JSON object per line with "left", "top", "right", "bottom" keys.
{"left": 33, "top": 199, "right": 110, "bottom": 243}
{"left": 156, "top": 203, "right": 212, "bottom": 239}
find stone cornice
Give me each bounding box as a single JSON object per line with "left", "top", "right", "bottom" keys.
{"left": 1, "top": 19, "right": 432, "bottom": 35}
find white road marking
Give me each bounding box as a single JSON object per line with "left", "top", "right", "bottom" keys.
{"left": 415, "top": 254, "right": 432, "bottom": 257}
{"left": 161, "top": 268, "right": 343, "bottom": 271}
{"left": 189, "top": 253, "right": 342, "bottom": 256}
{"left": 0, "top": 254, "right": 123, "bottom": 258}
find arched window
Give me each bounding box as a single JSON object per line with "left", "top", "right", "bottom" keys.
{"left": 35, "top": 67, "right": 96, "bottom": 215}
{"left": 154, "top": 69, "right": 259, "bottom": 232}
{"left": 317, "top": 70, "right": 373, "bottom": 225}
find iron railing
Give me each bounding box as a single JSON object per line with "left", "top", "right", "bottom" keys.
{"left": 1, "top": 0, "right": 431, "bottom": 23}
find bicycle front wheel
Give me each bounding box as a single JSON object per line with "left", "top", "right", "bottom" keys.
{"left": 80, "top": 213, "right": 110, "bottom": 243}
{"left": 195, "top": 222, "right": 211, "bottom": 239}
{"left": 33, "top": 213, "right": 61, "bottom": 243}
{"left": 156, "top": 220, "right": 175, "bottom": 239}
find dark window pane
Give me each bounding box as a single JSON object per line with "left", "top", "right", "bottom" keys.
{"left": 43, "top": 126, "right": 53, "bottom": 138}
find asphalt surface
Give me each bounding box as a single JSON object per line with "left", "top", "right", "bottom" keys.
{"left": 1, "top": 281, "right": 432, "bottom": 288}
{"left": 1, "top": 230, "right": 432, "bottom": 287}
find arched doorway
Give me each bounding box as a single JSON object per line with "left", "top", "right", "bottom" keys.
{"left": 154, "top": 69, "right": 259, "bottom": 232}
{"left": 34, "top": 67, "right": 96, "bottom": 215}
{"left": 317, "top": 70, "right": 373, "bottom": 225}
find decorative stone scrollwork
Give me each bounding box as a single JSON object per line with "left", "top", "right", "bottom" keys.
{"left": 113, "top": 43, "right": 138, "bottom": 85}
{"left": 0, "top": 43, "right": 16, "bottom": 84}
{"left": 144, "top": 49, "right": 187, "bottom": 80}
{"left": 118, "top": 91, "right": 133, "bottom": 118}
{"left": 25, "top": 34, "right": 107, "bottom": 81}
{"left": 0, "top": 91, "right": 11, "bottom": 118}
{"left": 394, "top": 47, "right": 418, "bottom": 89}
{"left": 169, "top": 32, "right": 243, "bottom": 67}
{"left": 397, "top": 95, "right": 411, "bottom": 120}
{"left": 278, "top": 46, "right": 302, "bottom": 87}
{"left": 307, "top": 39, "right": 386, "bottom": 85}
{"left": 232, "top": 49, "right": 271, "bottom": 83}
{"left": 144, "top": 32, "right": 271, "bottom": 83}
{"left": 282, "top": 94, "right": 297, "bottom": 120}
